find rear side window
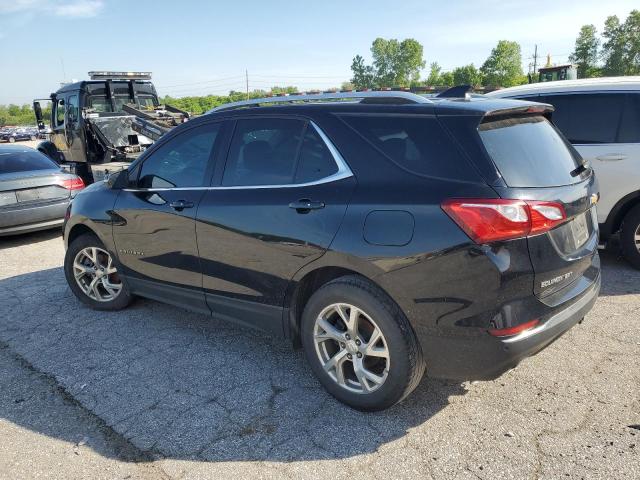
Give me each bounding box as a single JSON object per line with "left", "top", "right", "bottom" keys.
{"left": 0, "top": 150, "right": 59, "bottom": 173}
{"left": 339, "top": 115, "right": 477, "bottom": 181}
{"left": 540, "top": 93, "right": 625, "bottom": 144}
{"left": 223, "top": 118, "right": 304, "bottom": 186}
{"left": 619, "top": 93, "right": 640, "bottom": 143}
{"left": 479, "top": 115, "right": 582, "bottom": 187}
{"left": 295, "top": 127, "right": 339, "bottom": 183}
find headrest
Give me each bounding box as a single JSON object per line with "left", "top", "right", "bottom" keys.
{"left": 242, "top": 141, "right": 272, "bottom": 173}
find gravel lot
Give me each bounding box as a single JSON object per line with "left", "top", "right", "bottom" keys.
{"left": 0, "top": 229, "right": 638, "bottom": 479}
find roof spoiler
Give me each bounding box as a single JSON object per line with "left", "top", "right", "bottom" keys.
{"left": 436, "top": 85, "right": 472, "bottom": 99}
{"left": 484, "top": 104, "right": 555, "bottom": 117}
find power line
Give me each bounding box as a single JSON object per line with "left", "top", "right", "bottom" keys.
{"left": 156, "top": 75, "right": 246, "bottom": 89}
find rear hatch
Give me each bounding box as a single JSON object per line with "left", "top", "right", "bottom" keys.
{"left": 477, "top": 111, "right": 599, "bottom": 302}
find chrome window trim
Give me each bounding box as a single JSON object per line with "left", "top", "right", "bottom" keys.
{"left": 124, "top": 121, "right": 353, "bottom": 192}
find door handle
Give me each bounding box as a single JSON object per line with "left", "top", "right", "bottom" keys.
{"left": 289, "top": 199, "right": 325, "bottom": 213}
{"left": 169, "top": 200, "right": 194, "bottom": 211}
{"left": 596, "top": 153, "right": 627, "bottom": 162}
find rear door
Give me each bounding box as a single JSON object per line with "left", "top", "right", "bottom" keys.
{"left": 195, "top": 116, "right": 356, "bottom": 335}
{"left": 112, "top": 121, "right": 224, "bottom": 313}
{"left": 477, "top": 113, "right": 599, "bottom": 301}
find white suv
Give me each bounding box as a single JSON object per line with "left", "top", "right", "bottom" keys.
{"left": 487, "top": 77, "right": 640, "bottom": 269}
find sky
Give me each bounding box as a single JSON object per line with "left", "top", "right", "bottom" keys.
{"left": 0, "top": 0, "right": 638, "bottom": 104}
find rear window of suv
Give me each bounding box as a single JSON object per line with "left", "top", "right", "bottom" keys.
{"left": 339, "top": 115, "right": 479, "bottom": 182}
{"left": 478, "top": 115, "right": 582, "bottom": 187}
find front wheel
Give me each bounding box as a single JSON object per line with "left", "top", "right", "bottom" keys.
{"left": 64, "top": 233, "right": 133, "bottom": 310}
{"left": 8, "top": 137, "right": 15, "bottom": 143}
{"left": 301, "top": 275, "right": 425, "bottom": 411}
{"left": 621, "top": 204, "right": 640, "bottom": 270}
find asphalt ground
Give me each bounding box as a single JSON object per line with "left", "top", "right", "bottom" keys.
{"left": 0, "top": 229, "right": 638, "bottom": 480}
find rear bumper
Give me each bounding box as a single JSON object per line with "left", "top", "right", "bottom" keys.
{"left": 421, "top": 272, "right": 601, "bottom": 381}
{"left": 0, "top": 200, "right": 68, "bottom": 236}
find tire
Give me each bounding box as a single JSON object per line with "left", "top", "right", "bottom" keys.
{"left": 301, "top": 275, "right": 425, "bottom": 411}
{"left": 64, "top": 233, "right": 133, "bottom": 310}
{"left": 620, "top": 204, "right": 640, "bottom": 270}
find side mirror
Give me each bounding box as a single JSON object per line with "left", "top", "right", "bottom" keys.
{"left": 107, "top": 169, "right": 131, "bottom": 189}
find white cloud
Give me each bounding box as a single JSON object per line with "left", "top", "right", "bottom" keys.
{"left": 0, "top": 0, "right": 103, "bottom": 17}
{"left": 53, "top": 0, "right": 103, "bottom": 17}
{"left": 0, "top": 0, "right": 40, "bottom": 14}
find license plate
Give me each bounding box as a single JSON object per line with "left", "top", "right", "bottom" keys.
{"left": 570, "top": 212, "right": 589, "bottom": 248}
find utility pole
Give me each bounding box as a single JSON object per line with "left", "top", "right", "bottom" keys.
{"left": 533, "top": 44, "right": 538, "bottom": 80}
{"left": 246, "top": 70, "right": 249, "bottom": 100}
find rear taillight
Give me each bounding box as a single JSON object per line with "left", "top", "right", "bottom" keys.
{"left": 442, "top": 198, "right": 566, "bottom": 244}
{"left": 57, "top": 177, "right": 85, "bottom": 191}
{"left": 488, "top": 319, "right": 540, "bottom": 337}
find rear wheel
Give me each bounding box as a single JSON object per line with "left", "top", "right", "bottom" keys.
{"left": 301, "top": 275, "right": 425, "bottom": 411}
{"left": 621, "top": 204, "right": 640, "bottom": 270}
{"left": 64, "top": 233, "right": 133, "bottom": 310}
{"left": 8, "top": 137, "right": 15, "bottom": 143}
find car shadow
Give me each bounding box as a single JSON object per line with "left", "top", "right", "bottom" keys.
{"left": 598, "top": 243, "right": 640, "bottom": 296}
{"left": 0, "top": 266, "right": 467, "bottom": 462}
{"left": 0, "top": 228, "right": 63, "bottom": 251}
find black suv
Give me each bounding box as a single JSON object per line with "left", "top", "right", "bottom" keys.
{"left": 63, "top": 91, "right": 600, "bottom": 411}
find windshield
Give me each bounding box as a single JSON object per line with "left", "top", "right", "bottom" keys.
{"left": 0, "top": 150, "right": 59, "bottom": 173}
{"left": 479, "top": 115, "right": 584, "bottom": 188}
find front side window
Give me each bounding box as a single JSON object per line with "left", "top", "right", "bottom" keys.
{"left": 67, "top": 95, "right": 79, "bottom": 123}
{"left": 138, "top": 123, "right": 220, "bottom": 188}
{"left": 55, "top": 98, "right": 65, "bottom": 126}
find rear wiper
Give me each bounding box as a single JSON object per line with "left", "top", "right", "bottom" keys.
{"left": 570, "top": 163, "right": 590, "bottom": 177}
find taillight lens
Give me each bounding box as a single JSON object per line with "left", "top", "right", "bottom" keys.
{"left": 488, "top": 319, "right": 540, "bottom": 337}
{"left": 442, "top": 198, "right": 566, "bottom": 243}
{"left": 57, "top": 177, "right": 85, "bottom": 191}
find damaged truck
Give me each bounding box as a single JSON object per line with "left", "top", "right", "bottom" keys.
{"left": 33, "top": 71, "right": 189, "bottom": 185}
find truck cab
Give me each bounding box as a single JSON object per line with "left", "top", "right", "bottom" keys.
{"left": 33, "top": 72, "right": 162, "bottom": 184}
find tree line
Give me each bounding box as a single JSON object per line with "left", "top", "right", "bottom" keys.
{"left": 570, "top": 10, "right": 640, "bottom": 78}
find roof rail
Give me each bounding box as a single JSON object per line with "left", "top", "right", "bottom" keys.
{"left": 207, "top": 91, "right": 431, "bottom": 113}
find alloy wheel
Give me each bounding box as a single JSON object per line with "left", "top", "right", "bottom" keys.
{"left": 73, "top": 247, "right": 122, "bottom": 302}
{"left": 313, "top": 303, "right": 390, "bottom": 394}
{"left": 635, "top": 224, "right": 640, "bottom": 253}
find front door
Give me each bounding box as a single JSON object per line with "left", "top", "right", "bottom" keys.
{"left": 50, "top": 95, "right": 69, "bottom": 160}
{"left": 112, "top": 121, "right": 225, "bottom": 313}
{"left": 196, "top": 117, "right": 356, "bottom": 335}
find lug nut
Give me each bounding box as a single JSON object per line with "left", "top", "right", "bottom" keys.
{"left": 357, "top": 352, "right": 362, "bottom": 358}
{"left": 355, "top": 339, "right": 361, "bottom": 346}
{"left": 347, "top": 353, "right": 353, "bottom": 359}
{"left": 345, "top": 334, "right": 351, "bottom": 340}
{"left": 340, "top": 342, "right": 345, "bottom": 349}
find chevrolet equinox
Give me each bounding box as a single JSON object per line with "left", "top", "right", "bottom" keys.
{"left": 63, "top": 91, "right": 601, "bottom": 411}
